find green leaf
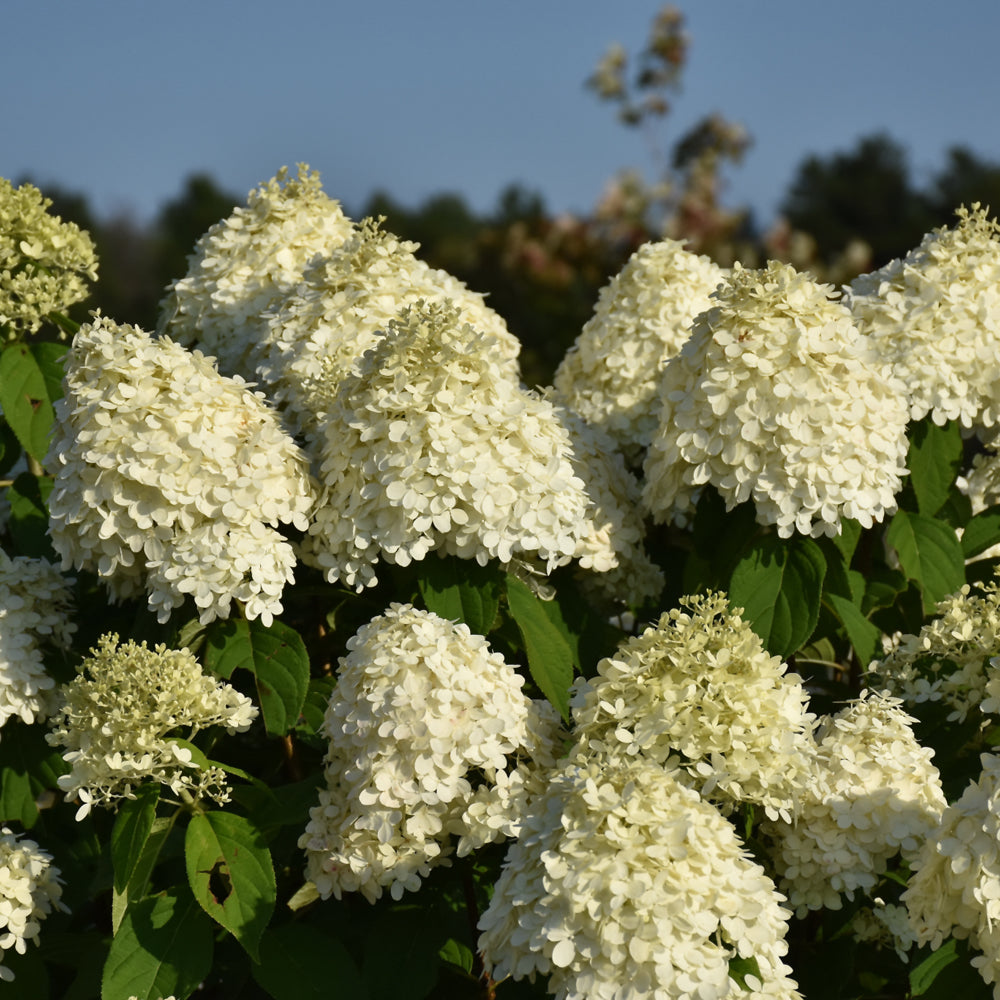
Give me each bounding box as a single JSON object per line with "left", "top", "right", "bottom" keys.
{"left": 102, "top": 888, "right": 213, "bottom": 1000}
{"left": 253, "top": 923, "right": 366, "bottom": 1000}
{"left": 907, "top": 418, "right": 963, "bottom": 517}
{"left": 439, "top": 938, "right": 474, "bottom": 973}
{"left": 831, "top": 517, "right": 863, "bottom": 564}
{"left": 909, "top": 938, "right": 959, "bottom": 996}
{"left": 0, "top": 341, "right": 67, "bottom": 460}
{"left": 728, "top": 954, "right": 762, "bottom": 992}
{"left": 111, "top": 814, "right": 177, "bottom": 935}
{"left": 417, "top": 555, "right": 503, "bottom": 635}
{"left": 362, "top": 907, "right": 444, "bottom": 1000}
{"left": 887, "top": 510, "right": 965, "bottom": 614}
{"left": 185, "top": 811, "right": 275, "bottom": 961}
{"left": 299, "top": 676, "right": 336, "bottom": 736}
{"left": 826, "top": 594, "right": 882, "bottom": 668}
{"left": 728, "top": 535, "right": 827, "bottom": 658}
{"left": 961, "top": 505, "right": 1000, "bottom": 560}
{"left": 7, "top": 472, "right": 55, "bottom": 559}
{"left": 506, "top": 574, "right": 575, "bottom": 720}
{"left": 204, "top": 617, "right": 309, "bottom": 735}
{"left": 0, "top": 722, "right": 68, "bottom": 828}
{"left": 0, "top": 419, "right": 21, "bottom": 477}
{"left": 111, "top": 785, "right": 160, "bottom": 893}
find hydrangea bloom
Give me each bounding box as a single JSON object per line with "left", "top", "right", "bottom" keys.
{"left": 46, "top": 634, "right": 257, "bottom": 820}
{"left": 158, "top": 164, "right": 355, "bottom": 377}
{"left": 303, "top": 303, "right": 659, "bottom": 596}
{"left": 552, "top": 238, "right": 725, "bottom": 459}
{"left": 0, "top": 551, "right": 74, "bottom": 729}
{"left": 904, "top": 753, "right": 1000, "bottom": 995}
{"left": 0, "top": 177, "right": 98, "bottom": 338}
{"left": 47, "top": 316, "right": 315, "bottom": 625}
{"left": 0, "top": 828, "right": 65, "bottom": 982}
{"left": 478, "top": 756, "right": 802, "bottom": 1000}
{"left": 257, "top": 216, "right": 521, "bottom": 437}
{"left": 761, "top": 691, "right": 946, "bottom": 915}
{"left": 846, "top": 204, "right": 1000, "bottom": 428}
{"left": 849, "top": 900, "right": 919, "bottom": 962}
{"left": 300, "top": 604, "right": 561, "bottom": 903}
{"left": 571, "top": 592, "right": 815, "bottom": 821}
{"left": 869, "top": 576, "right": 1000, "bottom": 722}
{"left": 642, "top": 261, "right": 909, "bottom": 538}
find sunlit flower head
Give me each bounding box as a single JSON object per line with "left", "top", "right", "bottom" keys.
{"left": 552, "top": 238, "right": 725, "bottom": 460}
{"left": 300, "top": 604, "right": 561, "bottom": 903}
{"left": 571, "top": 591, "right": 815, "bottom": 821}
{"left": 0, "top": 552, "right": 74, "bottom": 729}
{"left": 0, "top": 828, "right": 66, "bottom": 982}
{"left": 257, "top": 216, "right": 521, "bottom": 438}
{"left": 47, "top": 316, "right": 315, "bottom": 625}
{"left": 0, "top": 177, "right": 98, "bottom": 338}
{"left": 870, "top": 576, "right": 1000, "bottom": 723}
{"left": 303, "top": 301, "right": 656, "bottom": 593}
{"left": 478, "top": 755, "right": 801, "bottom": 1000}
{"left": 46, "top": 634, "right": 257, "bottom": 819}
{"left": 642, "top": 260, "right": 909, "bottom": 538}
{"left": 762, "top": 691, "right": 946, "bottom": 916}
{"left": 846, "top": 204, "right": 1000, "bottom": 428}
{"left": 158, "top": 164, "right": 355, "bottom": 378}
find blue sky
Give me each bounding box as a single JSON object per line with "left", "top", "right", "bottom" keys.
{"left": 8, "top": 2, "right": 1000, "bottom": 230}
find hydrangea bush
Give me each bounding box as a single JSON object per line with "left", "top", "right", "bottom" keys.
{"left": 2, "top": 168, "right": 1000, "bottom": 1000}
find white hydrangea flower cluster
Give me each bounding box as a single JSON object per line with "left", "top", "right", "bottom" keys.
{"left": 869, "top": 577, "right": 1000, "bottom": 722}
{"left": 552, "top": 238, "right": 725, "bottom": 459}
{"left": 0, "top": 828, "right": 65, "bottom": 982}
{"left": 257, "top": 216, "right": 521, "bottom": 438}
{"left": 303, "top": 303, "right": 658, "bottom": 595}
{"left": 478, "top": 756, "right": 802, "bottom": 1000}
{"left": 903, "top": 753, "right": 1000, "bottom": 996}
{"left": 846, "top": 204, "right": 1000, "bottom": 428}
{"left": 300, "top": 604, "right": 561, "bottom": 903}
{"left": 0, "top": 177, "right": 98, "bottom": 338}
{"left": 0, "top": 551, "right": 75, "bottom": 729}
{"left": 158, "top": 164, "right": 355, "bottom": 377}
{"left": 47, "top": 316, "right": 315, "bottom": 625}
{"left": 571, "top": 592, "right": 815, "bottom": 821}
{"left": 761, "top": 691, "right": 946, "bottom": 916}
{"left": 849, "top": 901, "right": 918, "bottom": 962}
{"left": 642, "top": 260, "right": 909, "bottom": 538}
{"left": 46, "top": 634, "right": 257, "bottom": 819}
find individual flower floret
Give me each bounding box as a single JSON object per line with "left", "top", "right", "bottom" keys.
{"left": 870, "top": 575, "right": 1000, "bottom": 723}
{"left": 300, "top": 604, "right": 561, "bottom": 903}
{"left": 302, "top": 302, "right": 652, "bottom": 591}
{"left": 0, "top": 827, "right": 66, "bottom": 982}
{"left": 0, "top": 551, "right": 75, "bottom": 729}
{"left": 552, "top": 238, "right": 725, "bottom": 460}
{"left": 256, "top": 216, "right": 521, "bottom": 438}
{"left": 846, "top": 204, "right": 1000, "bottom": 428}
{"left": 46, "top": 634, "right": 257, "bottom": 819}
{"left": 849, "top": 900, "right": 919, "bottom": 963}
{"left": 642, "top": 260, "right": 910, "bottom": 538}
{"left": 158, "top": 164, "right": 355, "bottom": 378}
{"left": 478, "top": 756, "right": 802, "bottom": 1000}
{"left": 761, "top": 691, "right": 946, "bottom": 916}
{"left": 0, "top": 177, "right": 98, "bottom": 338}
{"left": 903, "top": 753, "right": 1000, "bottom": 996}
{"left": 571, "top": 591, "right": 815, "bottom": 821}
{"left": 47, "top": 316, "right": 315, "bottom": 625}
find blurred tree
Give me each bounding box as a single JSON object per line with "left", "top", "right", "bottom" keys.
{"left": 780, "top": 133, "right": 936, "bottom": 268}
{"left": 928, "top": 146, "right": 1000, "bottom": 219}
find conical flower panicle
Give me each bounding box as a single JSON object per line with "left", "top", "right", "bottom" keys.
{"left": 846, "top": 203, "right": 1000, "bottom": 428}
{"left": 300, "top": 604, "right": 561, "bottom": 903}
{"left": 158, "top": 164, "right": 356, "bottom": 377}
{"left": 643, "top": 260, "right": 909, "bottom": 538}
{"left": 47, "top": 316, "right": 315, "bottom": 624}
{"left": 553, "top": 238, "right": 725, "bottom": 460}
{"left": 571, "top": 591, "right": 815, "bottom": 821}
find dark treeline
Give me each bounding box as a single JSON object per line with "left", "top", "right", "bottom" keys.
{"left": 21, "top": 132, "right": 1000, "bottom": 387}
